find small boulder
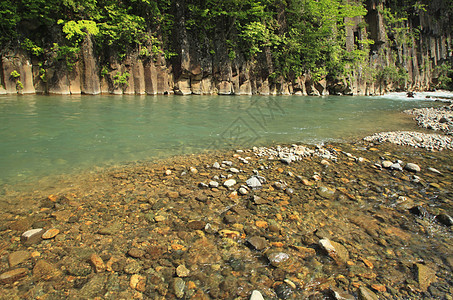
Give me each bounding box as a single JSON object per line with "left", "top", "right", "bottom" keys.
{"left": 21, "top": 228, "right": 44, "bottom": 245}
{"left": 224, "top": 179, "right": 236, "bottom": 188}
{"left": 404, "top": 163, "right": 421, "bottom": 172}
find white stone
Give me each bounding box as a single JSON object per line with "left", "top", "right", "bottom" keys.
{"left": 319, "top": 238, "right": 336, "bottom": 254}
{"left": 250, "top": 290, "right": 265, "bottom": 300}
{"left": 223, "top": 179, "right": 236, "bottom": 187}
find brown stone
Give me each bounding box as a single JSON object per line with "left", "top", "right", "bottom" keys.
{"left": 187, "top": 220, "right": 206, "bottom": 230}
{"left": 128, "top": 248, "right": 145, "bottom": 258}
{"left": 0, "top": 268, "right": 28, "bottom": 284}
{"left": 8, "top": 251, "right": 30, "bottom": 267}
{"left": 33, "top": 260, "right": 61, "bottom": 281}
{"left": 416, "top": 263, "right": 437, "bottom": 291}
{"left": 90, "top": 253, "right": 106, "bottom": 273}
{"left": 42, "top": 228, "right": 60, "bottom": 239}
{"left": 130, "top": 274, "right": 147, "bottom": 292}
{"left": 167, "top": 191, "right": 180, "bottom": 199}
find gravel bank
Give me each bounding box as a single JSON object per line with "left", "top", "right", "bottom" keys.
{"left": 0, "top": 142, "right": 452, "bottom": 299}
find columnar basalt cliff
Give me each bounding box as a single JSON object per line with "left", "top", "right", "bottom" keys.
{"left": 0, "top": 0, "right": 451, "bottom": 96}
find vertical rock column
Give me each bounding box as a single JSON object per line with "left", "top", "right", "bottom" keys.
{"left": 80, "top": 35, "right": 101, "bottom": 95}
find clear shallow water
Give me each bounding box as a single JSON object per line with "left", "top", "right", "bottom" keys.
{"left": 0, "top": 93, "right": 446, "bottom": 187}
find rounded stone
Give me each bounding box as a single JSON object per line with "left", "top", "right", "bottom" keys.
{"left": 223, "top": 179, "right": 236, "bottom": 188}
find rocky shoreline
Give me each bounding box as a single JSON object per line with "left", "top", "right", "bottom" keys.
{"left": 1, "top": 104, "right": 452, "bottom": 299}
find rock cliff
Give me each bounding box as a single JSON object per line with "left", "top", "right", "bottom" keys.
{"left": 0, "top": 0, "right": 450, "bottom": 96}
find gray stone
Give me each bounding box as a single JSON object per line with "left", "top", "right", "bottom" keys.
{"left": 238, "top": 187, "right": 248, "bottom": 195}
{"left": 280, "top": 157, "right": 292, "bottom": 164}
{"left": 222, "top": 160, "right": 233, "bottom": 166}
{"left": 209, "top": 181, "right": 219, "bottom": 188}
{"left": 382, "top": 160, "right": 393, "bottom": 168}
{"left": 229, "top": 167, "right": 240, "bottom": 173}
{"left": 246, "top": 177, "right": 262, "bottom": 189}
{"left": 428, "top": 167, "right": 442, "bottom": 175}
{"left": 358, "top": 286, "right": 378, "bottom": 300}
{"left": 174, "top": 277, "right": 185, "bottom": 298}
{"left": 213, "top": 162, "right": 220, "bottom": 169}
{"left": 21, "top": 228, "right": 44, "bottom": 245}
{"left": 390, "top": 163, "right": 403, "bottom": 171}
{"left": 330, "top": 287, "right": 355, "bottom": 300}
{"left": 405, "top": 163, "right": 421, "bottom": 172}
{"left": 248, "top": 236, "right": 268, "bottom": 251}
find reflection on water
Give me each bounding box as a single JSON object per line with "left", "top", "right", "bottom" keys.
{"left": 0, "top": 94, "right": 445, "bottom": 187}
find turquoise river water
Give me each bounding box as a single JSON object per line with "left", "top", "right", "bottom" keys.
{"left": 0, "top": 92, "right": 447, "bottom": 188}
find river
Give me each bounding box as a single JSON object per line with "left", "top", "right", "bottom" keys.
{"left": 0, "top": 92, "right": 449, "bottom": 188}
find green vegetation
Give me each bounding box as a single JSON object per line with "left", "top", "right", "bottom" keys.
{"left": 113, "top": 71, "right": 130, "bottom": 90}
{"left": 10, "top": 70, "right": 23, "bottom": 92}
{"left": 0, "top": 0, "right": 451, "bottom": 88}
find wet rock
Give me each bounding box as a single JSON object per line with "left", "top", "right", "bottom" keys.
{"left": 33, "top": 260, "right": 61, "bottom": 281}
{"left": 21, "top": 228, "right": 44, "bottom": 245}
{"left": 224, "top": 179, "right": 236, "bottom": 188}
{"left": 0, "top": 268, "right": 28, "bottom": 284}
{"left": 250, "top": 290, "right": 265, "bottom": 300}
{"left": 317, "top": 186, "right": 336, "bottom": 199}
{"left": 128, "top": 248, "right": 145, "bottom": 258}
{"left": 409, "top": 205, "right": 428, "bottom": 217}
{"left": 247, "top": 236, "right": 268, "bottom": 251}
{"left": 405, "top": 163, "right": 421, "bottom": 172}
{"left": 358, "top": 286, "right": 379, "bottom": 300}
{"left": 174, "top": 277, "right": 185, "bottom": 298}
{"left": 251, "top": 195, "right": 268, "bottom": 205}
{"left": 285, "top": 187, "right": 294, "bottom": 196}
{"left": 176, "top": 265, "right": 190, "bottom": 277}
{"left": 266, "top": 251, "right": 290, "bottom": 267}
{"left": 274, "top": 282, "right": 294, "bottom": 299}
{"left": 330, "top": 287, "right": 355, "bottom": 300}
{"left": 8, "top": 251, "right": 30, "bottom": 267}
{"left": 273, "top": 181, "right": 286, "bottom": 190}
{"left": 319, "top": 238, "right": 349, "bottom": 263}
{"left": 188, "top": 220, "right": 206, "bottom": 230}
{"left": 415, "top": 263, "right": 437, "bottom": 291}
{"left": 436, "top": 214, "right": 453, "bottom": 226}
{"left": 42, "top": 228, "right": 59, "bottom": 239}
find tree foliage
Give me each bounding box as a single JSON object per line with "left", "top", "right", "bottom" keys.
{"left": 0, "top": 0, "right": 450, "bottom": 86}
